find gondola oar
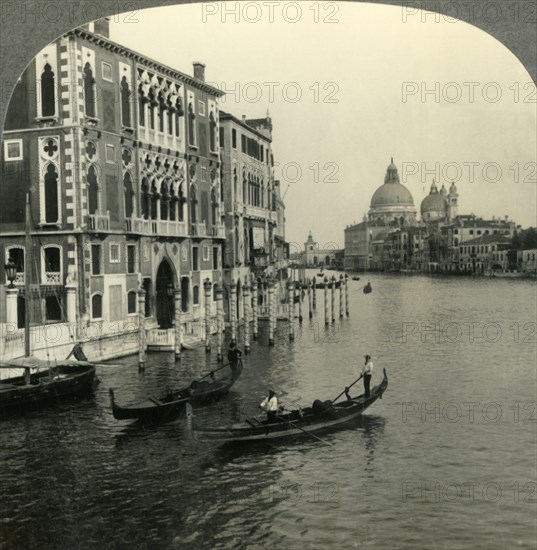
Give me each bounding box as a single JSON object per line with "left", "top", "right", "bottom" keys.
{"left": 332, "top": 374, "right": 363, "bottom": 404}
{"left": 274, "top": 412, "right": 332, "bottom": 446}
{"left": 197, "top": 362, "right": 231, "bottom": 381}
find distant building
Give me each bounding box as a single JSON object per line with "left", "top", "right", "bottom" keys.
{"left": 344, "top": 158, "right": 521, "bottom": 274}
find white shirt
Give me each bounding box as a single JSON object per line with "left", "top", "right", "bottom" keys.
{"left": 362, "top": 360, "right": 373, "bottom": 376}
{"left": 260, "top": 396, "right": 278, "bottom": 411}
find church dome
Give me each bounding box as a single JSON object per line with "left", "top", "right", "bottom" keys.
{"left": 370, "top": 159, "right": 415, "bottom": 208}
{"left": 420, "top": 180, "right": 447, "bottom": 220}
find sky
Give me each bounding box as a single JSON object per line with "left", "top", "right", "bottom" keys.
{"left": 110, "top": 2, "right": 536, "bottom": 248}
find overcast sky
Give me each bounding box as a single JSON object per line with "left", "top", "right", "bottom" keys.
{"left": 111, "top": 2, "right": 536, "bottom": 248}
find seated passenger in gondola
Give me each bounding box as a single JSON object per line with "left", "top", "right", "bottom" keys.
{"left": 260, "top": 390, "right": 280, "bottom": 422}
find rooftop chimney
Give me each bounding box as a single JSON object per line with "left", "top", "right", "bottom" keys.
{"left": 193, "top": 62, "right": 206, "bottom": 82}
{"left": 93, "top": 17, "right": 110, "bottom": 38}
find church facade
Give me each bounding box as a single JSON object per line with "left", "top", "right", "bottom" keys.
{"left": 344, "top": 159, "right": 518, "bottom": 273}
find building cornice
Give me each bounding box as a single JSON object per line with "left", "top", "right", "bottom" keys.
{"left": 69, "top": 29, "right": 225, "bottom": 98}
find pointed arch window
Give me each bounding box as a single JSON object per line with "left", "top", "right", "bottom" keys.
{"left": 211, "top": 188, "right": 218, "bottom": 226}
{"left": 169, "top": 183, "right": 176, "bottom": 221}
{"left": 124, "top": 171, "right": 134, "bottom": 218}
{"left": 158, "top": 95, "right": 166, "bottom": 133}
{"left": 178, "top": 184, "right": 185, "bottom": 222}
{"left": 160, "top": 181, "right": 169, "bottom": 220}
{"left": 121, "top": 76, "right": 131, "bottom": 127}
{"left": 148, "top": 88, "right": 156, "bottom": 129}
{"left": 87, "top": 165, "right": 99, "bottom": 215}
{"left": 41, "top": 63, "right": 56, "bottom": 117}
{"left": 44, "top": 163, "right": 59, "bottom": 223}
{"left": 209, "top": 111, "right": 217, "bottom": 152}
{"left": 150, "top": 180, "right": 159, "bottom": 220}
{"left": 141, "top": 177, "right": 150, "bottom": 219}
{"left": 188, "top": 103, "right": 196, "bottom": 146}
{"left": 138, "top": 86, "right": 146, "bottom": 127}
{"left": 190, "top": 184, "right": 198, "bottom": 224}
{"left": 83, "top": 62, "right": 96, "bottom": 118}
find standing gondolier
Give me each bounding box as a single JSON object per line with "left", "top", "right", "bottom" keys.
{"left": 227, "top": 342, "right": 242, "bottom": 373}
{"left": 362, "top": 355, "right": 373, "bottom": 397}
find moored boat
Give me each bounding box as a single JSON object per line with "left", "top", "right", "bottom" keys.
{"left": 190, "top": 369, "right": 388, "bottom": 443}
{"left": 109, "top": 360, "right": 243, "bottom": 424}
{"left": 0, "top": 357, "right": 97, "bottom": 412}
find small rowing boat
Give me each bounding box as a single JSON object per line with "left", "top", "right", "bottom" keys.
{"left": 190, "top": 369, "right": 388, "bottom": 443}
{"left": 110, "top": 360, "right": 243, "bottom": 424}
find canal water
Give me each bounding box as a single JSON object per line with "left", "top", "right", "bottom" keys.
{"left": 1, "top": 273, "right": 535, "bottom": 549}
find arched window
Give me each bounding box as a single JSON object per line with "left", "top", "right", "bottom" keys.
{"left": 44, "top": 163, "right": 59, "bottom": 223}
{"left": 141, "top": 177, "right": 150, "bottom": 219}
{"left": 138, "top": 86, "right": 145, "bottom": 127}
{"left": 120, "top": 76, "right": 131, "bottom": 127}
{"left": 160, "top": 181, "right": 169, "bottom": 220}
{"left": 150, "top": 180, "right": 159, "bottom": 220}
{"left": 83, "top": 62, "right": 96, "bottom": 118}
{"left": 213, "top": 284, "right": 218, "bottom": 301}
{"left": 242, "top": 173, "right": 247, "bottom": 205}
{"left": 178, "top": 183, "right": 185, "bottom": 222}
{"left": 211, "top": 188, "right": 218, "bottom": 225}
{"left": 91, "top": 293, "right": 103, "bottom": 319}
{"left": 188, "top": 103, "right": 196, "bottom": 146}
{"left": 124, "top": 172, "right": 134, "bottom": 218}
{"left": 5, "top": 246, "right": 24, "bottom": 285}
{"left": 169, "top": 183, "right": 176, "bottom": 221}
{"left": 190, "top": 185, "right": 198, "bottom": 223}
{"left": 148, "top": 88, "right": 156, "bottom": 129}
{"left": 193, "top": 285, "right": 199, "bottom": 305}
{"left": 87, "top": 165, "right": 99, "bottom": 215}
{"left": 127, "top": 291, "right": 137, "bottom": 314}
{"left": 41, "top": 63, "right": 55, "bottom": 117}
{"left": 158, "top": 94, "right": 165, "bottom": 133}
{"left": 209, "top": 111, "right": 217, "bottom": 152}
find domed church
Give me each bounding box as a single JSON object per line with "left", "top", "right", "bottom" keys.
{"left": 420, "top": 179, "right": 458, "bottom": 223}
{"left": 368, "top": 158, "right": 417, "bottom": 225}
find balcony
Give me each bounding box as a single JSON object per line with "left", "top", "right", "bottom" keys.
{"left": 88, "top": 213, "right": 110, "bottom": 232}
{"left": 191, "top": 222, "right": 207, "bottom": 237}
{"left": 43, "top": 271, "right": 62, "bottom": 285}
{"left": 126, "top": 217, "right": 187, "bottom": 237}
{"left": 152, "top": 219, "right": 187, "bottom": 237}
{"left": 211, "top": 224, "right": 226, "bottom": 239}
{"left": 244, "top": 205, "right": 270, "bottom": 220}
{"left": 126, "top": 217, "right": 152, "bottom": 235}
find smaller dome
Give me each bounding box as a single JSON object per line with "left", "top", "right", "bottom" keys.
{"left": 449, "top": 181, "right": 458, "bottom": 194}
{"left": 420, "top": 193, "right": 447, "bottom": 219}
{"left": 440, "top": 184, "right": 447, "bottom": 196}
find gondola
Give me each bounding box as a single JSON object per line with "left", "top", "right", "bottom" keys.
{"left": 190, "top": 369, "right": 388, "bottom": 443}
{"left": 352, "top": 276, "right": 360, "bottom": 281}
{"left": 109, "top": 360, "right": 243, "bottom": 424}
{"left": 0, "top": 357, "right": 97, "bottom": 412}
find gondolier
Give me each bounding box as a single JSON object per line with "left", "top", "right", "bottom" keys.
{"left": 259, "top": 390, "right": 279, "bottom": 422}
{"left": 227, "top": 342, "right": 242, "bottom": 373}
{"left": 362, "top": 355, "right": 373, "bottom": 397}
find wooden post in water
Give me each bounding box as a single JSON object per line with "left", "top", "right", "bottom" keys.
{"left": 268, "top": 279, "right": 275, "bottom": 346}
{"left": 308, "top": 278, "right": 313, "bottom": 319}
{"left": 323, "top": 276, "right": 329, "bottom": 326}
{"left": 345, "top": 274, "right": 349, "bottom": 317}
{"left": 138, "top": 286, "right": 146, "bottom": 370}
{"left": 230, "top": 279, "right": 237, "bottom": 345}
{"left": 287, "top": 280, "right": 295, "bottom": 341}
{"left": 298, "top": 281, "right": 303, "bottom": 323}
{"left": 243, "top": 279, "right": 250, "bottom": 354}
{"left": 312, "top": 276, "right": 317, "bottom": 310}
{"left": 203, "top": 278, "right": 212, "bottom": 353}
{"left": 339, "top": 274, "right": 344, "bottom": 319}
{"left": 251, "top": 276, "right": 258, "bottom": 341}
{"left": 330, "top": 275, "right": 336, "bottom": 323}
{"left": 216, "top": 285, "right": 224, "bottom": 363}
{"left": 174, "top": 287, "right": 182, "bottom": 360}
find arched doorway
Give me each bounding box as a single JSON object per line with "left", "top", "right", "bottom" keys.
{"left": 156, "top": 260, "right": 175, "bottom": 329}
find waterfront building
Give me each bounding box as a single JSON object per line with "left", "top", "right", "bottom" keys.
{"left": 458, "top": 234, "right": 512, "bottom": 274}
{"left": 0, "top": 19, "right": 227, "bottom": 360}
{"left": 219, "top": 110, "right": 288, "bottom": 319}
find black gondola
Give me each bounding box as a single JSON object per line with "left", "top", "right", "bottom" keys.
{"left": 109, "top": 360, "right": 243, "bottom": 424}
{"left": 190, "top": 369, "right": 388, "bottom": 443}
{"left": 0, "top": 358, "right": 97, "bottom": 413}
